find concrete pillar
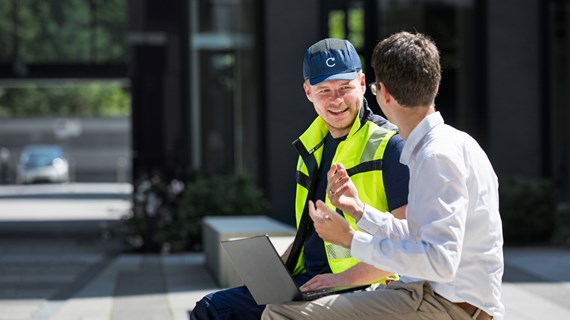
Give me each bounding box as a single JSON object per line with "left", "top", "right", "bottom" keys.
{"left": 264, "top": 1, "right": 320, "bottom": 224}
{"left": 128, "top": 0, "right": 189, "bottom": 180}
{"left": 487, "top": 0, "right": 543, "bottom": 178}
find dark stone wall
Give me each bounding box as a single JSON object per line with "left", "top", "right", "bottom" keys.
{"left": 128, "top": 0, "right": 189, "bottom": 181}
{"left": 263, "top": 1, "right": 322, "bottom": 225}
{"left": 487, "top": 0, "right": 543, "bottom": 178}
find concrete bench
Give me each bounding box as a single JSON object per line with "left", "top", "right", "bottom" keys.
{"left": 202, "top": 215, "right": 296, "bottom": 288}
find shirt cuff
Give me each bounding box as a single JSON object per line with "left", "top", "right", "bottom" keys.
{"left": 351, "top": 231, "right": 376, "bottom": 263}
{"left": 356, "top": 203, "right": 391, "bottom": 234}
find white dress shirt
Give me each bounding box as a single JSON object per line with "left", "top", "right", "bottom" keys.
{"left": 351, "top": 112, "right": 505, "bottom": 319}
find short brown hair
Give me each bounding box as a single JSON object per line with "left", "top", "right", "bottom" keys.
{"left": 371, "top": 31, "right": 441, "bottom": 107}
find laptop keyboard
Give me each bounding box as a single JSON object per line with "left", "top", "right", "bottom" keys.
{"left": 301, "top": 288, "right": 334, "bottom": 300}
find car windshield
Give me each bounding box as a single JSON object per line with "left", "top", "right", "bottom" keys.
{"left": 23, "top": 148, "right": 64, "bottom": 168}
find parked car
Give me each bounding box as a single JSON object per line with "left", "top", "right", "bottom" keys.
{"left": 16, "top": 145, "right": 70, "bottom": 184}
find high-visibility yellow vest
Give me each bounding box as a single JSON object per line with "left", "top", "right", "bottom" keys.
{"left": 290, "top": 104, "right": 399, "bottom": 284}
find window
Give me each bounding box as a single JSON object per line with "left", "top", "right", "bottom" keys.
{"left": 374, "top": 0, "right": 483, "bottom": 141}
{"left": 189, "top": 0, "right": 259, "bottom": 175}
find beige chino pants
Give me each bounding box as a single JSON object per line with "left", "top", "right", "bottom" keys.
{"left": 262, "top": 281, "right": 477, "bottom": 320}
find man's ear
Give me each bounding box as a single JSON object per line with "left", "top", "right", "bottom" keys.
{"left": 303, "top": 82, "right": 314, "bottom": 103}
{"left": 359, "top": 72, "right": 366, "bottom": 92}
{"left": 380, "top": 82, "right": 391, "bottom": 104}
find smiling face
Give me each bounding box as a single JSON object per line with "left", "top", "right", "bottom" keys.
{"left": 304, "top": 72, "right": 366, "bottom": 138}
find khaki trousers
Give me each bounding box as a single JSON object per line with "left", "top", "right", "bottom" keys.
{"left": 262, "top": 281, "right": 477, "bottom": 320}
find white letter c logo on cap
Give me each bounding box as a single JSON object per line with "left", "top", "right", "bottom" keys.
{"left": 326, "top": 57, "right": 336, "bottom": 67}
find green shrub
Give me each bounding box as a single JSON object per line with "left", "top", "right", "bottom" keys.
{"left": 499, "top": 176, "right": 556, "bottom": 246}
{"left": 120, "top": 172, "right": 270, "bottom": 253}
{"left": 176, "top": 174, "right": 270, "bottom": 249}
{"left": 552, "top": 204, "right": 570, "bottom": 246}
{"left": 120, "top": 173, "right": 185, "bottom": 253}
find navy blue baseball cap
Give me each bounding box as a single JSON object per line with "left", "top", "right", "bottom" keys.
{"left": 303, "top": 38, "right": 362, "bottom": 85}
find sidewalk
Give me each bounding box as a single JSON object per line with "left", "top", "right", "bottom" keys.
{"left": 38, "top": 254, "right": 214, "bottom": 320}
{"left": 502, "top": 247, "right": 570, "bottom": 319}
{"left": 0, "top": 238, "right": 213, "bottom": 320}
{"left": 1, "top": 244, "right": 570, "bottom": 319}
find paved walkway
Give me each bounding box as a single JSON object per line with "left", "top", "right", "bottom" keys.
{"left": 1, "top": 240, "right": 569, "bottom": 320}
{"left": 0, "top": 239, "right": 212, "bottom": 320}
{"left": 502, "top": 247, "right": 570, "bottom": 320}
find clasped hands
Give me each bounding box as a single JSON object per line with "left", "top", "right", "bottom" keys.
{"left": 308, "top": 163, "right": 365, "bottom": 249}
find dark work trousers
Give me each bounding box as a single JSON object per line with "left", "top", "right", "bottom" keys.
{"left": 190, "top": 273, "right": 312, "bottom": 320}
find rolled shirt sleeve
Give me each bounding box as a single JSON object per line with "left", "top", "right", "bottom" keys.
{"left": 350, "top": 152, "right": 469, "bottom": 284}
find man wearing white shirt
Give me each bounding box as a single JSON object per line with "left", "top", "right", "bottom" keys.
{"left": 262, "top": 31, "right": 503, "bottom": 320}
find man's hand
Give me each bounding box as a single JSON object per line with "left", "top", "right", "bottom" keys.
{"left": 326, "top": 163, "right": 365, "bottom": 221}
{"left": 299, "top": 273, "right": 347, "bottom": 292}
{"left": 308, "top": 200, "right": 354, "bottom": 249}
{"left": 299, "top": 263, "right": 394, "bottom": 292}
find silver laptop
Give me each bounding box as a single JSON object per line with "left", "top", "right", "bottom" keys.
{"left": 221, "top": 234, "right": 369, "bottom": 305}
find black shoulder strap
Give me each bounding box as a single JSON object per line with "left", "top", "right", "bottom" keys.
{"left": 285, "top": 140, "right": 323, "bottom": 273}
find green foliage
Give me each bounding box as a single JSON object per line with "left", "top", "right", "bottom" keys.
{"left": 120, "top": 173, "right": 186, "bottom": 253}
{"left": 347, "top": 8, "right": 364, "bottom": 49}
{"left": 327, "top": 8, "right": 364, "bottom": 50}
{"left": 121, "top": 173, "right": 270, "bottom": 253}
{"left": 0, "top": 83, "right": 130, "bottom": 117}
{"left": 552, "top": 204, "right": 570, "bottom": 246}
{"left": 499, "top": 177, "right": 557, "bottom": 246}
{"left": 328, "top": 10, "right": 346, "bottom": 39}
{"left": 176, "top": 174, "right": 270, "bottom": 248}
{"left": 0, "top": 1, "right": 12, "bottom": 60}
{"left": 328, "top": 8, "right": 365, "bottom": 70}
{"left": 1, "top": 0, "right": 126, "bottom": 63}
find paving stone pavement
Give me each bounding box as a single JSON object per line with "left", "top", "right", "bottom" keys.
{"left": 0, "top": 238, "right": 215, "bottom": 320}
{"left": 0, "top": 238, "right": 569, "bottom": 320}
{"left": 2, "top": 185, "right": 568, "bottom": 319}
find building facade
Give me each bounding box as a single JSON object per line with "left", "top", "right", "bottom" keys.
{"left": 127, "top": 0, "right": 569, "bottom": 224}
{"left": 1, "top": 0, "right": 566, "bottom": 224}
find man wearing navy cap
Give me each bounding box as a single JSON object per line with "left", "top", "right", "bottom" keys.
{"left": 190, "top": 38, "right": 410, "bottom": 320}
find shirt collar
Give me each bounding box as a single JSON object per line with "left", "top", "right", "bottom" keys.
{"left": 400, "top": 111, "right": 444, "bottom": 165}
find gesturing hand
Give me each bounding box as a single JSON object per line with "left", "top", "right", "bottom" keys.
{"left": 326, "top": 163, "right": 365, "bottom": 221}
{"left": 308, "top": 200, "right": 354, "bottom": 249}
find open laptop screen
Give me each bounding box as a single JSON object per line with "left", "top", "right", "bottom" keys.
{"left": 221, "top": 235, "right": 369, "bottom": 305}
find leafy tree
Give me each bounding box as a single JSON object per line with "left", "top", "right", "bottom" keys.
{"left": 0, "top": 0, "right": 128, "bottom": 117}
{"left": 0, "top": 0, "right": 126, "bottom": 63}
{"left": 0, "top": 83, "right": 130, "bottom": 117}
{"left": 0, "top": 0, "right": 13, "bottom": 60}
